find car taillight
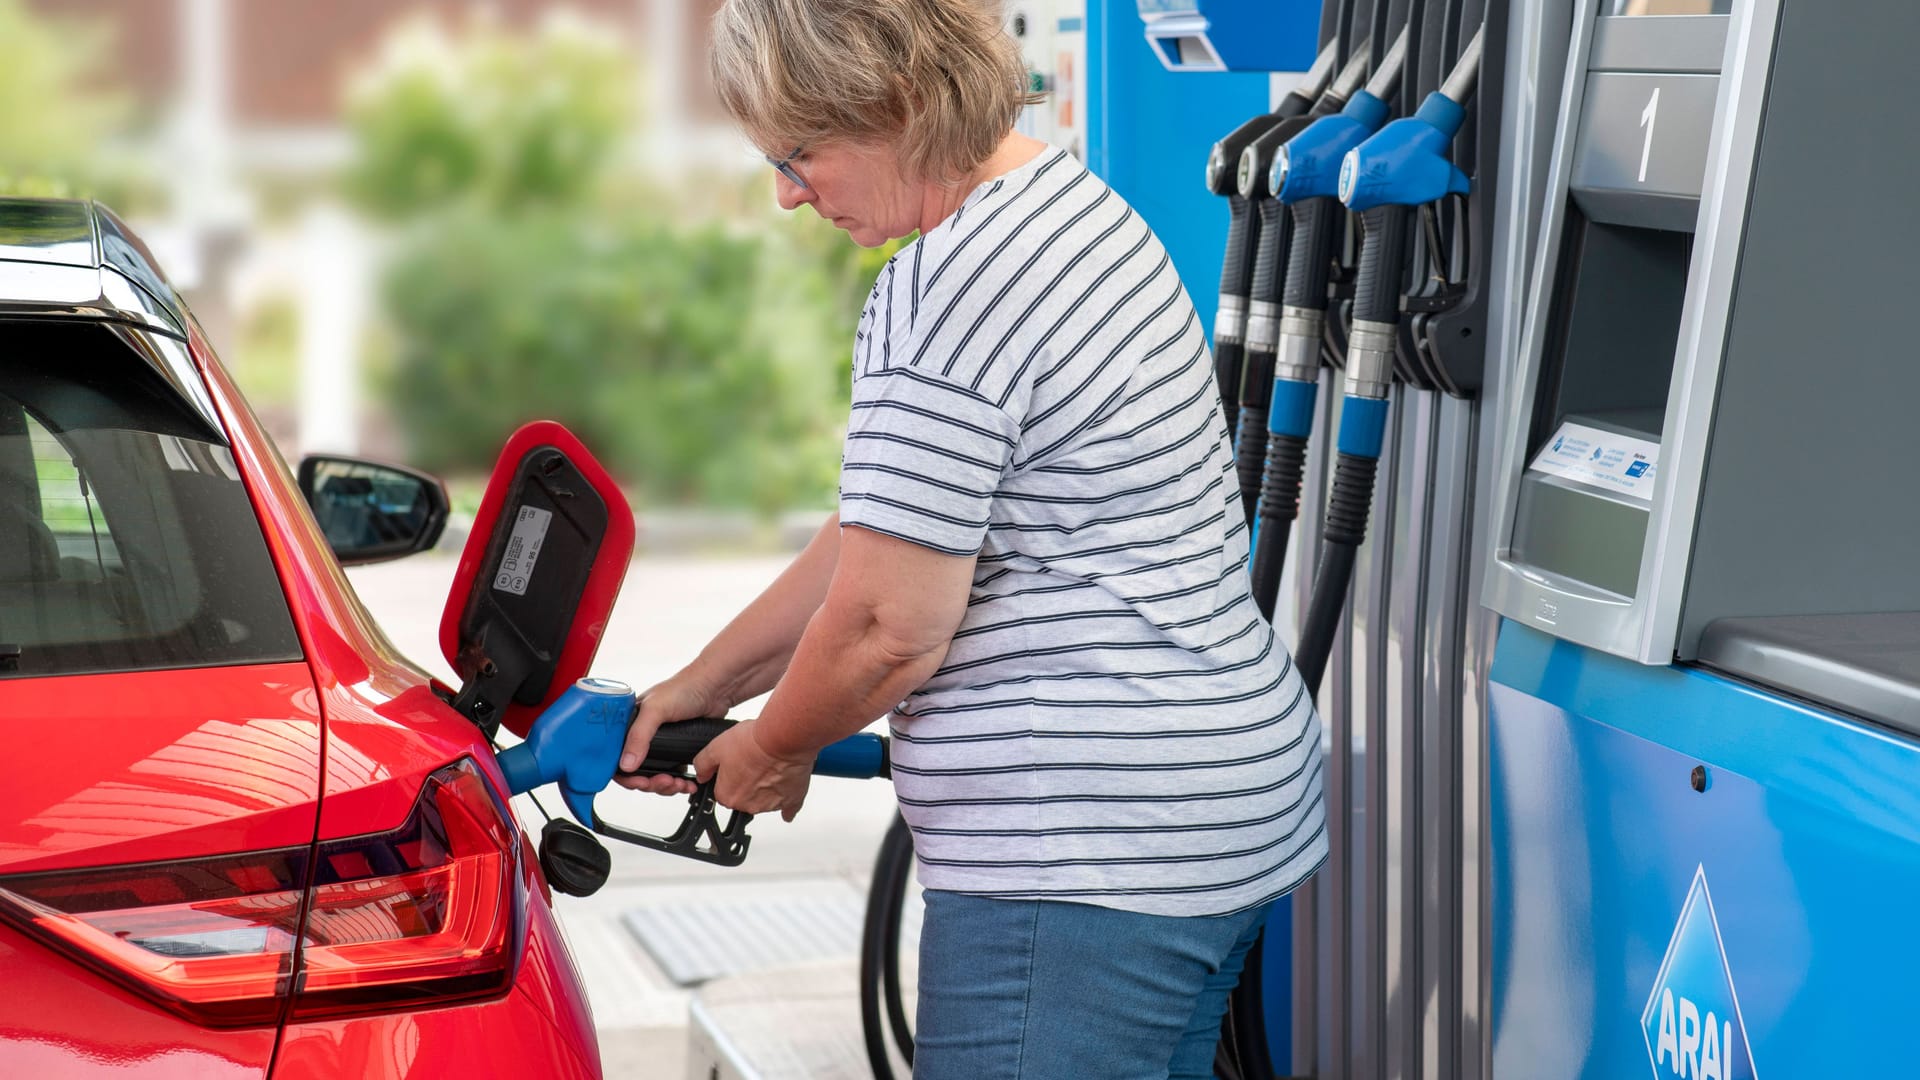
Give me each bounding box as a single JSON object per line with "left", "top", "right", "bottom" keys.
{"left": 0, "top": 758, "right": 521, "bottom": 1027}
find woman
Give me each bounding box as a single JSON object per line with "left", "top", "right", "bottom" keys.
{"left": 617, "top": 1, "right": 1326, "bottom": 1075}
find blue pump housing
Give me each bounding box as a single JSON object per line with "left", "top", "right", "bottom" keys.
{"left": 1338, "top": 91, "right": 1473, "bottom": 211}
{"left": 1270, "top": 92, "right": 1393, "bottom": 203}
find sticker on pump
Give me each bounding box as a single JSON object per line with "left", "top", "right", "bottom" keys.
{"left": 494, "top": 505, "right": 553, "bottom": 596}
{"left": 1527, "top": 421, "right": 1661, "bottom": 502}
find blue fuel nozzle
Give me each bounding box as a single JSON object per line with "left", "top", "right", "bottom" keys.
{"left": 1337, "top": 91, "right": 1474, "bottom": 213}
{"left": 498, "top": 676, "right": 892, "bottom": 833}
{"left": 1269, "top": 90, "right": 1394, "bottom": 204}
{"left": 497, "top": 677, "right": 639, "bottom": 828}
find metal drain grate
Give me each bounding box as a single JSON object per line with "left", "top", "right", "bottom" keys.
{"left": 622, "top": 880, "right": 868, "bottom": 987}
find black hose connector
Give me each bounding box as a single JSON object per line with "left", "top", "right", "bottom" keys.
{"left": 1250, "top": 432, "right": 1309, "bottom": 618}
{"left": 1322, "top": 450, "right": 1378, "bottom": 547}
{"left": 1234, "top": 353, "right": 1275, "bottom": 525}
{"left": 1235, "top": 401, "right": 1269, "bottom": 527}
{"left": 1352, "top": 204, "right": 1413, "bottom": 327}
{"left": 1282, "top": 198, "right": 1340, "bottom": 311}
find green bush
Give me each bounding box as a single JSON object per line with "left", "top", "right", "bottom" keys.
{"left": 343, "top": 16, "right": 633, "bottom": 219}
{"left": 381, "top": 209, "right": 850, "bottom": 512}
{"left": 347, "top": 14, "right": 896, "bottom": 513}
{"left": 0, "top": 0, "right": 145, "bottom": 205}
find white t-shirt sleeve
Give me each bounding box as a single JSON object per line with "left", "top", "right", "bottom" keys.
{"left": 838, "top": 365, "right": 1021, "bottom": 557}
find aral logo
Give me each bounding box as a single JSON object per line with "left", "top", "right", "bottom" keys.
{"left": 1642, "top": 867, "right": 1756, "bottom": 1080}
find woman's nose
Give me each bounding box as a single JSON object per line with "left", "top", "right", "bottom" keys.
{"left": 775, "top": 172, "right": 811, "bottom": 212}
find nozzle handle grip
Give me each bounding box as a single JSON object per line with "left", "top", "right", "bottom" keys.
{"left": 1219, "top": 197, "right": 1254, "bottom": 300}
{"left": 621, "top": 716, "right": 737, "bottom": 776}
{"left": 1282, "top": 199, "right": 1338, "bottom": 312}
{"left": 1352, "top": 205, "right": 1413, "bottom": 327}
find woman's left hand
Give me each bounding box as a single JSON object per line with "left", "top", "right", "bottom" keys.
{"left": 694, "top": 719, "right": 815, "bottom": 822}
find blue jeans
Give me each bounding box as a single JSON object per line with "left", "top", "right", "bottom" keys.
{"left": 913, "top": 890, "right": 1270, "bottom": 1079}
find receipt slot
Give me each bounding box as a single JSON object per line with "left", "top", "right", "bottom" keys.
{"left": 1485, "top": 0, "right": 1920, "bottom": 663}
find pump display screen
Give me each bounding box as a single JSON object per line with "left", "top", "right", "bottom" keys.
{"left": 1609, "top": 0, "right": 1731, "bottom": 13}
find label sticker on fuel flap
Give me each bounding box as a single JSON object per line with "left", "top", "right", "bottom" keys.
{"left": 1528, "top": 421, "right": 1661, "bottom": 502}
{"left": 493, "top": 506, "right": 553, "bottom": 596}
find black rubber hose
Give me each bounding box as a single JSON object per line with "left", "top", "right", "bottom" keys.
{"left": 1216, "top": 339, "right": 1247, "bottom": 441}
{"left": 1352, "top": 204, "right": 1413, "bottom": 327}
{"left": 1226, "top": 932, "right": 1274, "bottom": 1080}
{"left": 1295, "top": 451, "right": 1378, "bottom": 696}
{"left": 860, "top": 814, "right": 917, "bottom": 1080}
{"left": 1251, "top": 433, "right": 1309, "bottom": 620}
{"left": 1235, "top": 357, "right": 1275, "bottom": 527}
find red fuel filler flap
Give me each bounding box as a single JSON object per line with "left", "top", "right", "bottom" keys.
{"left": 438, "top": 421, "right": 634, "bottom": 739}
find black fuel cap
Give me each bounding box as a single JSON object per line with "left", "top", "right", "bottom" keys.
{"left": 539, "top": 818, "right": 613, "bottom": 897}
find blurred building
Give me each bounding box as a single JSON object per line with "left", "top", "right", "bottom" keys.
{"left": 36, "top": 0, "right": 733, "bottom": 178}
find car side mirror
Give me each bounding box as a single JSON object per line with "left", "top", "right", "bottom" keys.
{"left": 438, "top": 421, "right": 634, "bottom": 739}
{"left": 298, "top": 455, "right": 450, "bottom": 565}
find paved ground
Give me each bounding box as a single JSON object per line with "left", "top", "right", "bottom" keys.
{"left": 347, "top": 553, "right": 901, "bottom": 1079}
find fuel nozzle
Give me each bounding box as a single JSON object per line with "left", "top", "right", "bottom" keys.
{"left": 1336, "top": 24, "right": 1486, "bottom": 401}
{"left": 1268, "top": 26, "right": 1410, "bottom": 205}
{"left": 1338, "top": 27, "right": 1483, "bottom": 217}
{"left": 499, "top": 677, "right": 890, "bottom": 872}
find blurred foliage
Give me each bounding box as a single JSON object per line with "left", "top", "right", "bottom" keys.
{"left": 347, "top": 13, "right": 892, "bottom": 512}
{"left": 382, "top": 210, "right": 847, "bottom": 509}
{"left": 344, "top": 15, "right": 635, "bottom": 219}
{"left": 232, "top": 295, "right": 302, "bottom": 408}
{"left": 0, "top": 0, "right": 143, "bottom": 204}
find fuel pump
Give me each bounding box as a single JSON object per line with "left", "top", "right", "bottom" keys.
{"left": 1245, "top": 26, "right": 1412, "bottom": 625}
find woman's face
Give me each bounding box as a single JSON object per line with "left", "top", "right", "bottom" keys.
{"left": 772, "top": 142, "right": 924, "bottom": 248}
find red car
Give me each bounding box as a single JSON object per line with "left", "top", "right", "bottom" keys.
{"left": 0, "top": 197, "right": 625, "bottom": 1078}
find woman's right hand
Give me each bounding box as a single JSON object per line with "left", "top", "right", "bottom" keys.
{"left": 613, "top": 670, "right": 729, "bottom": 797}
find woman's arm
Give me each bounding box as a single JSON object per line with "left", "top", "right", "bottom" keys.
{"left": 691, "top": 523, "right": 978, "bottom": 819}
{"left": 684, "top": 510, "right": 846, "bottom": 709}
{"left": 615, "top": 512, "right": 842, "bottom": 783}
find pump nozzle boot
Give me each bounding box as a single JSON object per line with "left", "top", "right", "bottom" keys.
{"left": 1338, "top": 93, "right": 1474, "bottom": 212}
{"left": 1270, "top": 92, "right": 1395, "bottom": 204}
{"left": 496, "top": 677, "right": 639, "bottom": 829}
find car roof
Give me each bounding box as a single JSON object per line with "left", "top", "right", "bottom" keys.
{"left": 0, "top": 197, "right": 190, "bottom": 339}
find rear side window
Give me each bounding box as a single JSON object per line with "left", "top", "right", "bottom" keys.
{"left": 0, "top": 320, "right": 303, "bottom": 678}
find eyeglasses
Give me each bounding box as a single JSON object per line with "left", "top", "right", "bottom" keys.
{"left": 764, "top": 145, "right": 809, "bottom": 190}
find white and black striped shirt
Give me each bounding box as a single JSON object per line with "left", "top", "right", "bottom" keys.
{"left": 840, "top": 147, "right": 1326, "bottom": 917}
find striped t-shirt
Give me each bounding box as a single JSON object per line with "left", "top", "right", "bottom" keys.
{"left": 839, "top": 146, "right": 1326, "bottom": 918}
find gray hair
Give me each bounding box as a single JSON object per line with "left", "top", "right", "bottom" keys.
{"left": 709, "top": 0, "right": 1041, "bottom": 184}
